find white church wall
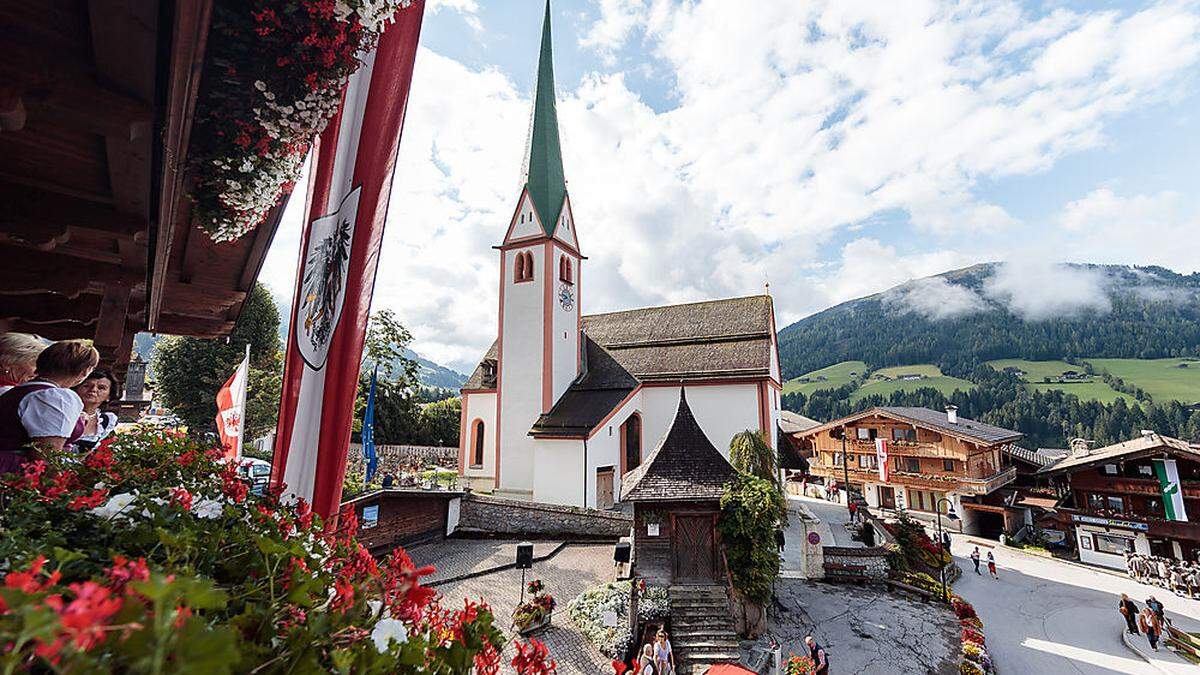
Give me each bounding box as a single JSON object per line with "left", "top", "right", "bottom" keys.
{"left": 460, "top": 392, "right": 496, "bottom": 489}
{"left": 532, "top": 438, "right": 585, "bottom": 506}
{"left": 550, "top": 243, "right": 580, "bottom": 406}
{"left": 498, "top": 244, "right": 545, "bottom": 493}
{"left": 768, "top": 385, "right": 782, "bottom": 449}
{"left": 640, "top": 385, "right": 762, "bottom": 460}
{"left": 584, "top": 391, "right": 642, "bottom": 500}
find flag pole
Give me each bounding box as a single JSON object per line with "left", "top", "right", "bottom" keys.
{"left": 238, "top": 343, "right": 250, "bottom": 460}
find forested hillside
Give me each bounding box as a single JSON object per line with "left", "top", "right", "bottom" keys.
{"left": 778, "top": 263, "right": 1200, "bottom": 448}
{"left": 779, "top": 263, "right": 1200, "bottom": 378}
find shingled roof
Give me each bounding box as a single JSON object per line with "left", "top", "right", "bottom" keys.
{"left": 462, "top": 294, "right": 776, "bottom": 437}
{"left": 1038, "top": 433, "right": 1198, "bottom": 475}
{"left": 794, "top": 406, "right": 1022, "bottom": 446}
{"left": 620, "top": 389, "right": 738, "bottom": 502}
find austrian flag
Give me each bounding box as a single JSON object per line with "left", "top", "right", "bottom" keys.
{"left": 216, "top": 346, "right": 250, "bottom": 460}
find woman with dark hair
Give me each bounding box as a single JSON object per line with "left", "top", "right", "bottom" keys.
{"left": 73, "top": 369, "right": 119, "bottom": 451}
{"left": 0, "top": 339, "right": 99, "bottom": 475}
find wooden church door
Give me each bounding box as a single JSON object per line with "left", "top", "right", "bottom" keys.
{"left": 672, "top": 514, "right": 716, "bottom": 583}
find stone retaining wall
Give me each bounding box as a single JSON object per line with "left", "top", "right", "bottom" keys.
{"left": 457, "top": 494, "right": 632, "bottom": 539}
{"left": 822, "top": 545, "right": 892, "bottom": 580}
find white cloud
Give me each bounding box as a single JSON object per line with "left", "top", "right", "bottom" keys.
{"left": 884, "top": 276, "right": 989, "bottom": 321}
{"left": 259, "top": 1, "right": 1200, "bottom": 369}
{"left": 1056, "top": 188, "right": 1200, "bottom": 273}
{"left": 983, "top": 261, "right": 1112, "bottom": 321}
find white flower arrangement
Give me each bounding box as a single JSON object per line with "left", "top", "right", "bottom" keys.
{"left": 567, "top": 580, "right": 670, "bottom": 659}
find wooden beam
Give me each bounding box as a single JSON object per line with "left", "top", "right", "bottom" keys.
{"left": 0, "top": 246, "right": 142, "bottom": 294}
{"left": 89, "top": 0, "right": 157, "bottom": 219}
{"left": 147, "top": 0, "right": 212, "bottom": 332}
{"left": 0, "top": 181, "right": 144, "bottom": 245}
{"left": 0, "top": 293, "right": 103, "bottom": 323}
{"left": 154, "top": 313, "right": 234, "bottom": 337}
{"left": 94, "top": 284, "right": 133, "bottom": 352}
{"left": 5, "top": 320, "right": 97, "bottom": 341}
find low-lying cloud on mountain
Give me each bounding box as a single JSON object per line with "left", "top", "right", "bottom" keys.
{"left": 881, "top": 261, "right": 1190, "bottom": 322}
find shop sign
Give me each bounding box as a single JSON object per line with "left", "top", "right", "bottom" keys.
{"left": 1071, "top": 514, "right": 1148, "bottom": 531}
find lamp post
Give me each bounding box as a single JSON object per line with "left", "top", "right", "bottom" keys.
{"left": 934, "top": 498, "right": 959, "bottom": 603}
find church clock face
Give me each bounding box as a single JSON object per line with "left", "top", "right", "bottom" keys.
{"left": 558, "top": 283, "right": 575, "bottom": 311}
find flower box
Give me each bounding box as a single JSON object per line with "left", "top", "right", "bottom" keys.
{"left": 516, "top": 610, "right": 554, "bottom": 636}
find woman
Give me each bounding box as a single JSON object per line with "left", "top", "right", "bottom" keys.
{"left": 1140, "top": 605, "right": 1162, "bottom": 651}
{"left": 0, "top": 333, "right": 45, "bottom": 394}
{"left": 72, "top": 369, "right": 119, "bottom": 452}
{"left": 986, "top": 550, "right": 999, "bottom": 580}
{"left": 653, "top": 630, "right": 675, "bottom": 675}
{"left": 0, "top": 340, "right": 99, "bottom": 475}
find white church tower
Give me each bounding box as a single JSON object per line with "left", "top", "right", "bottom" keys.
{"left": 494, "top": 1, "right": 582, "bottom": 496}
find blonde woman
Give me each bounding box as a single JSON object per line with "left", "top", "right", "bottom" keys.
{"left": 0, "top": 340, "right": 99, "bottom": 474}
{"left": 0, "top": 333, "right": 45, "bottom": 394}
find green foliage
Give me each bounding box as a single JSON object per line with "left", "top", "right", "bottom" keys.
{"left": 152, "top": 283, "right": 282, "bottom": 440}
{"left": 729, "top": 430, "right": 778, "bottom": 485}
{"left": 420, "top": 398, "right": 462, "bottom": 447}
{"left": 0, "top": 429, "right": 519, "bottom": 673}
{"left": 718, "top": 475, "right": 786, "bottom": 605}
{"left": 362, "top": 309, "right": 419, "bottom": 384}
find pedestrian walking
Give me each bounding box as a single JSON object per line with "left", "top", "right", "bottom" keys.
{"left": 986, "top": 551, "right": 999, "bottom": 580}
{"left": 941, "top": 530, "right": 952, "bottom": 553}
{"left": 638, "top": 643, "right": 656, "bottom": 675}
{"left": 970, "top": 547, "right": 981, "bottom": 575}
{"left": 848, "top": 501, "right": 858, "bottom": 524}
{"left": 653, "top": 630, "right": 675, "bottom": 675}
{"left": 804, "top": 635, "right": 829, "bottom": 675}
{"left": 1146, "top": 596, "right": 1169, "bottom": 628}
{"left": 1119, "top": 594, "right": 1140, "bottom": 635}
{"left": 1140, "top": 607, "right": 1162, "bottom": 651}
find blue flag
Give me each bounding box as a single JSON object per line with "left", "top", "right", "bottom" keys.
{"left": 363, "top": 366, "right": 379, "bottom": 483}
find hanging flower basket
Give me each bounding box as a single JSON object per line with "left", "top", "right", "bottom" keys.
{"left": 188, "top": 0, "right": 416, "bottom": 242}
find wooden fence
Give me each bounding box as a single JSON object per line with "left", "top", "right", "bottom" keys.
{"left": 346, "top": 444, "right": 458, "bottom": 472}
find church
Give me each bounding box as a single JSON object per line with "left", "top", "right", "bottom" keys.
{"left": 457, "top": 4, "right": 783, "bottom": 508}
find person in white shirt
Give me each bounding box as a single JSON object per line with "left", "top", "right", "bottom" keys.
{"left": 0, "top": 340, "right": 99, "bottom": 475}
{"left": 0, "top": 332, "right": 45, "bottom": 394}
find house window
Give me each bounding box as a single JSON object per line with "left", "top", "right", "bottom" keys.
{"left": 942, "top": 459, "right": 955, "bottom": 472}
{"left": 894, "top": 456, "right": 903, "bottom": 471}
{"left": 1093, "top": 533, "right": 1133, "bottom": 555}
{"left": 832, "top": 452, "right": 844, "bottom": 467}
{"left": 892, "top": 428, "right": 916, "bottom": 442}
{"left": 1101, "top": 464, "right": 1118, "bottom": 476}
{"left": 471, "top": 420, "right": 485, "bottom": 467}
{"left": 856, "top": 427, "right": 876, "bottom": 440}
{"left": 1147, "top": 498, "right": 1163, "bottom": 515}
{"left": 1087, "top": 493, "right": 1105, "bottom": 510}
{"left": 621, "top": 413, "right": 642, "bottom": 473}
{"left": 904, "top": 457, "right": 921, "bottom": 473}
{"left": 1138, "top": 465, "right": 1153, "bottom": 477}
{"left": 858, "top": 454, "right": 876, "bottom": 469}
{"left": 1106, "top": 496, "right": 1124, "bottom": 512}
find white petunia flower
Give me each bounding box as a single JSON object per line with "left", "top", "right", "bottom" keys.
{"left": 370, "top": 618, "right": 407, "bottom": 652}
{"left": 89, "top": 492, "right": 138, "bottom": 521}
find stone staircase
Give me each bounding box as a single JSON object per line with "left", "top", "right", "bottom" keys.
{"left": 669, "top": 585, "right": 741, "bottom": 674}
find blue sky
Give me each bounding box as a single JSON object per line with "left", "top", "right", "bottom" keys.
{"left": 261, "top": 0, "right": 1200, "bottom": 372}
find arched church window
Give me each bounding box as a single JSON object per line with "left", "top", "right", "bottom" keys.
{"left": 559, "top": 256, "right": 573, "bottom": 284}
{"left": 524, "top": 252, "right": 534, "bottom": 281}
{"left": 471, "top": 419, "right": 485, "bottom": 466}
{"left": 514, "top": 252, "right": 526, "bottom": 282}
{"left": 621, "top": 413, "right": 642, "bottom": 473}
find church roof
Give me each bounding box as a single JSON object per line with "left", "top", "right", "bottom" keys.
{"left": 620, "top": 389, "right": 738, "bottom": 502}
{"left": 519, "top": 295, "right": 776, "bottom": 436}
{"left": 524, "top": 1, "right": 567, "bottom": 234}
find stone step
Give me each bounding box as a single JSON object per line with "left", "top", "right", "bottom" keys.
{"left": 670, "top": 596, "right": 730, "bottom": 608}
{"left": 677, "top": 638, "right": 740, "bottom": 650}
{"left": 675, "top": 631, "right": 740, "bottom": 645}
{"left": 673, "top": 617, "right": 736, "bottom": 630}
{"left": 679, "top": 649, "right": 742, "bottom": 664}
{"left": 669, "top": 585, "right": 727, "bottom": 597}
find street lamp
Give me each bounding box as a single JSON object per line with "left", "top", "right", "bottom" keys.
{"left": 934, "top": 498, "right": 959, "bottom": 603}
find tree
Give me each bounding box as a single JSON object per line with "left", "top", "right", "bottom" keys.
{"left": 152, "top": 283, "right": 282, "bottom": 441}
{"left": 420, "top": 397, "right": 461, "bottom": 446}
{"left": 718, "top": 474, "right": 786, "bottom": 604}
{"left": 729, "top": 430, "right": 779, "bottom": 485}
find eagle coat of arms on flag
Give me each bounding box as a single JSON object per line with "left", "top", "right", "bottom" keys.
{"left": 296, "top": 186, "right": 362, "bottom": 370}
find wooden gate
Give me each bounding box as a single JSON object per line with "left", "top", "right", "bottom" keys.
{"left": 672, "top": 515, "right": 716, "bottom": 583}
{"left": 879, "top": 486, "right": 896, "bottom": 510}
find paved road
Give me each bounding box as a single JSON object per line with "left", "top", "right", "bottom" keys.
{"left": 787, "top": 494, "right": 860, "bottom": 547}
{"left": 949, "top": 536, "right": 1200, "bottom": 674}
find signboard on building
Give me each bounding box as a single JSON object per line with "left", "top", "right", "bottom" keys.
{"left": 1071, "top": 514, "right": 1149, "bottom": 531}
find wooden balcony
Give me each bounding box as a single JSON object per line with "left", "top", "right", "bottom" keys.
{"left": 849, "top": 439, "right": 962, "bottom": 460}
{"left": 809, "top": 463, "right": 1015, "bottom": 496}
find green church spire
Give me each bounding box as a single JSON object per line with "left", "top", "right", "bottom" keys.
{"left": 525, "top": 0, "right": 567, "bottom": 235}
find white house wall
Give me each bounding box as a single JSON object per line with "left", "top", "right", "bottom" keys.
{"left": 498, "top": 244, "right": 545, "bottom": 493}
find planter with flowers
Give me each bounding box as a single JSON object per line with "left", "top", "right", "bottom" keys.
{"left": 0, "top": 428, "right": 557, "bottom": 673}
{"left": 188, "top": 0, "right": 417, "bottom": 242}
{"left": 950, "top": 595, "right": 994, "bottom": 674}
{"left": 514, "top": 579, "right": 557, "bottom": 635}
{"left": 784, "top": 653, "right": 816, "bottom": 674}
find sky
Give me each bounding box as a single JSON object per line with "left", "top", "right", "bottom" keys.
{"left": 258, "top": 0, "right": 1200, "bottom": 374}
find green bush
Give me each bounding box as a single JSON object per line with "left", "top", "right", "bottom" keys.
{"left": 718, "top": 475, "right": 786, "bottom": 604}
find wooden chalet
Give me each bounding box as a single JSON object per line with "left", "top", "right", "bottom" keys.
{"left": 1, "top": 2, "right": 290, "bottom": 379}
{"left": 792, "top": 406, "right": 1021, "bottom": 536}
{"left": 1039, "top": 433, "right": 1200, "bottom": 568}
{"left": 621, "top": 389, "right": 737, "bottom": 586}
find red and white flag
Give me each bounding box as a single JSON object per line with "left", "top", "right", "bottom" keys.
{"left": 216, "top": 345, "right": 250, "bottom": 460}
{"left": 875, "top": 438, "right": 890, "bottom": 482}
{"left": 272, "top": 3, "right": 425, "bottom": 520}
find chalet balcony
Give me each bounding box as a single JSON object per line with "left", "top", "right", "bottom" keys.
{"left": 1055, "top": 504, "right": 1200, "bottom": 540}
{"left": 849, "top": 439, "right": 961, "bottom": 459}
{"left": 808, "top": 462, "right": 1015, "bottom": 496}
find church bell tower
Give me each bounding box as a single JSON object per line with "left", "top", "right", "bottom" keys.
{"left": 494, "top": 0, "right": 583, "bottom": 492}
